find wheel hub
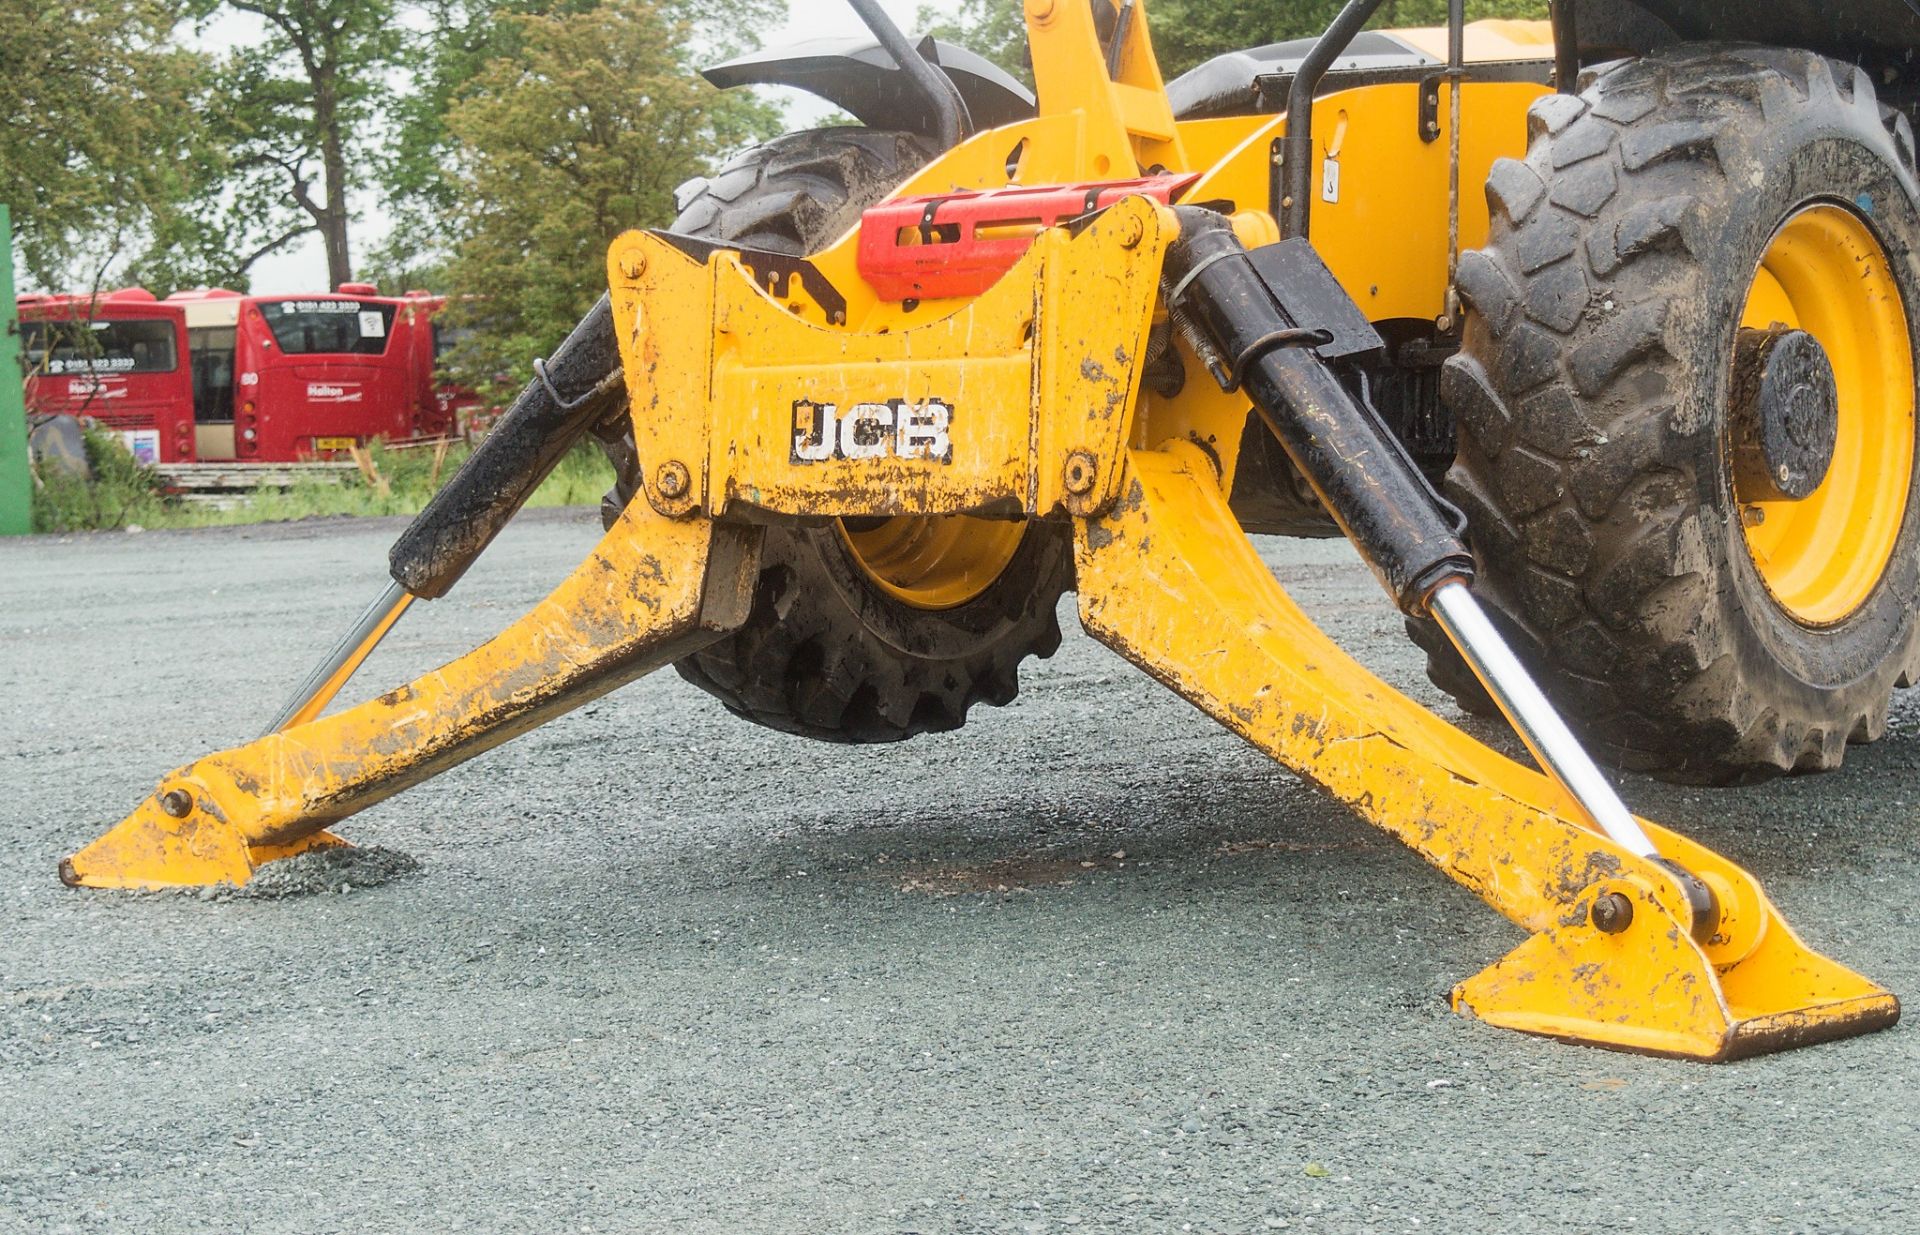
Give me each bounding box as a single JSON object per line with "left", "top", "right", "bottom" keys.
{"left": 838, "top": 514, "right": 1028, "bottom": 610}
{"left": 1730, "top": 325, "right": 1839, "bottom": 502}
{"left": 1735, "top": 203, "right": 1915, "bottom": 626}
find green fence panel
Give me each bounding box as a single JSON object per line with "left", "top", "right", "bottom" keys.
{"left": 0, "top": 205, "right": 28, "bottom": 535}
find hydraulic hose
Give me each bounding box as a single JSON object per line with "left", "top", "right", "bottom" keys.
{"left": 845, "top": 0, "right": 969, "bottom": 149}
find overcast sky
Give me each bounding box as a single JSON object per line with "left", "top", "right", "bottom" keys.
{"left": 200, "top": 0, "right": 923, "bottom": 292}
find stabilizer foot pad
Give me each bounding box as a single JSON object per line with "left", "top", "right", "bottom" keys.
{"left": 62, "top": 794, "right": 347, "bottom": 892}
{"left": 1453, "top": 879, "right": 1899, "bottom": 1061}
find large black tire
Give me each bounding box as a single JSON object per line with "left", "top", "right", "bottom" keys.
{"left": 665, "top": 128, "right": 1075, "bottom": 743}
{"left": 1416, "top": 45, "right": 1920, "bottom": 783}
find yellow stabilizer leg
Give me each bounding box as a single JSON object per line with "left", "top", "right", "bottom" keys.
{"left": 216, "top": 586, "right": 420, "bottom": 869}
{"left": 1076, "top": 444, "right": 1897, "bottom": 1060}
{"left": 63, "top": 502, "right": 761, "bottom": 890}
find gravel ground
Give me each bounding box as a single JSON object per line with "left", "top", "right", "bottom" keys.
{"left": 3, "top": 508, "right": 1917, "bottom": 1234}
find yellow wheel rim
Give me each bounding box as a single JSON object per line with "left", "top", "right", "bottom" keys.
{"left": 839, "top": 515, "right": 1027, "bottom": 610}
{"left": 1736, "top": 204, "right": 1915, "bottom": 625}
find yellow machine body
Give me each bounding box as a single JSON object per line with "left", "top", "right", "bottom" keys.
{"left": 66, "top": 3, "right": 1900, "bottom": 1061}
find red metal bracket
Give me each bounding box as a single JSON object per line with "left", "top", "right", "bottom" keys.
{"left": 856, "top": 173, "right": 1200, "bottom": 301}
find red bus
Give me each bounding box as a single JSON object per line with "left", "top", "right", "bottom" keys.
{"left": 169, "top": 283, "right": 459, "bottom": 462}
{"left": 16, "top": 289, "right": 196, "bottom": 464}
{"left": 419, "top": 298, "right": 484, "bottom": 435}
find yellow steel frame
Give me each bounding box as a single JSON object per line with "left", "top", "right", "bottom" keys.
{"left": 65, "top": 3, "right": 1900, "bottom": 1060}
{"left": 614, "top": 202, "right": 1165, "bottom": 523}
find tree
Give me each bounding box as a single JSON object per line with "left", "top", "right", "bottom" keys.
{"left": 209, "top": 0, "right": 404, "bottom": 289}
{"left": 0, "top": 0, "right": 213, "bottom": 291}
{"left": 920, "top": 0, "right": 1548, "bottom": 83}
{"left": 437, "top": 0, "right": 780, "bottom": 390}
{"left": 373, "top": 0, "right": 780, "bottom": 291}
{"left": 370, "top": 0, "right": 543, "bottom": 291}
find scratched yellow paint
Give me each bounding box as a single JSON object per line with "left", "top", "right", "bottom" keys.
{"left": 1073, "top": 445, "right": 1897, "bottom": 1060}
{"left": 63, "top": 503, "right": 760, "bottom": 889}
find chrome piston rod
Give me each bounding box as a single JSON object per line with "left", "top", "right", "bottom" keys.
{"left": 263, "top": 579, "right": 414, "bottom": 735}
{"left": 1427, "top": 579, "right": 1658, "bottom": 858}
{"left": 1157, "top": 208, "right": 1671, "bottom": 870}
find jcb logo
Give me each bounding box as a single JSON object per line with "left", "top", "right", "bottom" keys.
{"left": 791, "top": 399, "right": 953, "bottom": 464}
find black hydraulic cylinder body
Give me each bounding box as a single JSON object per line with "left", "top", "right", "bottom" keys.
{"left": 1162, "top": 207, "right": 1473, "bottom": 614}
{"left": 388, "top": 295, "right": 625, "bottom": 600}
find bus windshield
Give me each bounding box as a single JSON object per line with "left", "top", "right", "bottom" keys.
{"left": 22, "top": 318, "right": 178, "bottom": 375}
{"left": 260, "top": 299, "right": 397, "bottom": 356}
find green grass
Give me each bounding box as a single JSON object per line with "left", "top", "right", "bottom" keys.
{"left": 29, "top": 432, "right": 617, "bottom": 533}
